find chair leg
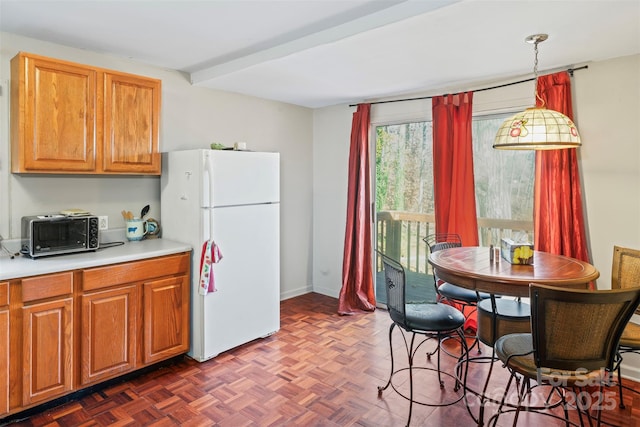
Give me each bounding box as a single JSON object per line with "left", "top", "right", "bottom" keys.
{"left": 616, "top": 353, "right": 626, "bottom": 409}
{"left": 596, "top": 382, "right": 604, "bottom": 426}
{"left": 477, "top": 347, "right": 497, "bottom": 426}
{"left": 454, "top": 328, "right": 468, "bottom": 392}
{"left": 434, "top": 332, "right": 445, "bottom": 389}
{"left": 378, "top": 323, "right": 396, "bottom": 396}
{"left": 486, "top": 371, "right": 516, "bottom": 427}
{"left": 511, "top": 385, "right": 525, "bottom": 427}
{"left": 563, "top": 388, "right": 571, "bottom": 427}
{"left": 406, "top": 333, "right": 418, "bottom": 427}
{"left": 377, "top": 322, "right": 417, "bottom": 426}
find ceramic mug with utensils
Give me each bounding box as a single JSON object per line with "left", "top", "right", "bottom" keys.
{"left": 125, "top": 218, "right": 148, "bottom": 241}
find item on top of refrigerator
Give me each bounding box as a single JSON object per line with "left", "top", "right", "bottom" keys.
{"left": 210, "top": 142, "right": 226, "bottom": 150}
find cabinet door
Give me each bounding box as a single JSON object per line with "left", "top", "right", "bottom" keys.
{"left": 0, "top": 282, "right": 6, "bottom": 416}
{"left": 0, "top": 308, "right": 8, "bottom": 417}
{"left": 22, "top": 298, "right": 73, "bottom": 405}
{"left": 103, "top": 72, "right": 161, "bottom": 174}
{"left": 80, "top": 285, "right": 137, "bottom": 385}
{"left": 12, "top": 53, "right": 97, "bottom": 172}
{"left": 143, "top": 275, "right": 189, "bottom": 364}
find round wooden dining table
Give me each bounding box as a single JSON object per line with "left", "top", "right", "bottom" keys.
{"left": 428, "top": 246, "right": 600, "bottom": 297}
{"left": 430, "top": 246, "right": 600, "bottom": 426}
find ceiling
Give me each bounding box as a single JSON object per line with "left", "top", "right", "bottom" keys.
{"left": 1, "top": 0, "right": 639, "bottom": 108}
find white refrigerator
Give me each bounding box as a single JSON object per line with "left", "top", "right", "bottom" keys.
{"left": 161, "top": 149, "right": 280, "bottom": 362}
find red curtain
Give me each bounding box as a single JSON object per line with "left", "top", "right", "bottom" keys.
{"left": 338, "top": 104, "right": 376, "bottom": 315}
{"left": 432, "top": 92, "right": 479, "bottom": 246}
{"left": 533, "top": 72, "right": 591, "bottom": 267}
{"left": 432, "top": 92, "right": 478, "bottom": 331}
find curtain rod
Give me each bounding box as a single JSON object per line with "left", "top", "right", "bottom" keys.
{"left": 349, "top": 65, "right": 588, "bottom": 107}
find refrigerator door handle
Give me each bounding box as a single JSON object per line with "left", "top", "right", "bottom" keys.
{"left": 204, "top": 152, "right": 215, "bottom": 240}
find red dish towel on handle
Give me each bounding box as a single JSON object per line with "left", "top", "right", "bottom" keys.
{"left": 199, "top": 240, "right": 223, "bottom": 295}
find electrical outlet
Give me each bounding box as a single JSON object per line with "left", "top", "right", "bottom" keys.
{"left": 98, "top": 215, "right": 108, "bottom": 230}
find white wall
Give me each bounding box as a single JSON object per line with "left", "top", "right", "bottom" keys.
{"left": 312, "top": 54, "right": 640, "bottom": 378}
{"left": 0, "top": 32, "right": 314, "bottom": 300}
{"left": 574, "top": 55, "right": 640, "bottom": 286}
{"left": 311, "top": 105, "right": 353, "bottom": 297}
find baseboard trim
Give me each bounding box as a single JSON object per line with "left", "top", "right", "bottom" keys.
{"left": 280, "top": 285, "right": 313, "bottom": 301}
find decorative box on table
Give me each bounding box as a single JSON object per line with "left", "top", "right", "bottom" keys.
{"left": 501, "top": 238, "right": 534, "bottom": 265}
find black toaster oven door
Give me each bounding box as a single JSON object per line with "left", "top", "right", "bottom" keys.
{"left": 32, "top": 217, "right": 89, "bottom": 254}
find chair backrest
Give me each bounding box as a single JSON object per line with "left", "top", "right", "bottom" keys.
{"left": 424, "top": 233, "right": 462, "bottom": 253}
{"left": 530, "top": 283, "right": 640, "bottom": 373}
{"left": 379, "top": 253, "right": 407, "bottom": 327}
{"left": 611, "top": 246, "right": 640, "bottom": 314}
{"left": 612, "top": 246, "right": 640, "bottom": 290}
{"left": 424, "top": 234, "right": 462, "bottom": 288}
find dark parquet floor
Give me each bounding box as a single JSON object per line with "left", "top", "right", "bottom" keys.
{"left": 3, "top": 292, "right": 640, "bottom": 426}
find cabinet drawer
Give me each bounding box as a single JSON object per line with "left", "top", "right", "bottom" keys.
{"left": 82, "top": 253, "right": 190, "bottom": 291}
{"left": 21, "top": 273, "right": 73, "bottom": 303}
{"left": 0, "top": 282, "right": 8, "bottom": 306}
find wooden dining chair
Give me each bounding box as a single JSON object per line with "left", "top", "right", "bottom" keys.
{"left": 377, "top": 252, "right": 467, "bottom": 426}
{"left": 490, "top": 283, "right": 640, "bottom": 426}
{"left": 611, "top": 245, "right": 640, "bottom": 408}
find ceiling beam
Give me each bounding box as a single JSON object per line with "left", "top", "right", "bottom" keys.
{"left": 190, "top": 0, "right": 459, "bottom": 86}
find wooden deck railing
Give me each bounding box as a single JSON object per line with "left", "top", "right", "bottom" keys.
{"left": 376, "top": 210, "right": 533, "bottom": 274}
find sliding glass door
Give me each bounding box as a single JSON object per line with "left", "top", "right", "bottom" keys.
{"left": 374, "top": 121, "right": 435, "bottom": 304}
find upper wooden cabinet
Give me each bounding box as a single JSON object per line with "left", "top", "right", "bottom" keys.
{"left": 10, "top": 52, "right": 161, "bottom": 175}
{"left": 102, "top": 72, "right": 160, "bottom": 173}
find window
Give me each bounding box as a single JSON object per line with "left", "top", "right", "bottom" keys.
{"left": 376, "top": 122, "right": 434, "bottom": 218}
{"left": 472, "top": 114, "right": 535, "bottom": 245}
{"left": 375, "top": 114, "right": 534, "bottom": 273}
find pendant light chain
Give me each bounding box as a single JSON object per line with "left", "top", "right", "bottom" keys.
{"left": 533, "top": 38, "right": 545, "bottom": 108}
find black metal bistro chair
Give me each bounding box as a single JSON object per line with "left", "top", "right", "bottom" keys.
{"left": 377, "top": 252, "right": 468, "bottom": 426}
{"left": 425, "top": 233, "right": 495, "bottom": 354}
{"left": 425, "top": 233, "right": 494, "bottom": 319}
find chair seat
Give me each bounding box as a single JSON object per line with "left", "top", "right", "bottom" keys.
{"left": 494, "top": 333, "right": 607, "bottom": 386}
{"left": 438, "top": 282, "right": 492, "bottom": 303}
{"left": 620, "top": 321, "right": 640, "bottom": 348}
{"left": 405, "top": 302, "right": 465, "bottom": 333}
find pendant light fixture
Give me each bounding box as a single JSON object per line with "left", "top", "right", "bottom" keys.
{"left": 493, "top": 34, "right": 581, "bottom": 150}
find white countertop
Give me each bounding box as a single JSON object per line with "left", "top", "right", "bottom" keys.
{"left": 0, "top": 233, "right": 192, "bottom": 281}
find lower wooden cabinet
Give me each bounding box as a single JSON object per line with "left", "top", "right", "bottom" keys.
{"left": 80, "top": 285, "right": 137, "bottom": 385}
{"left": 21, "top": 297, "right": 73, "bottom": 406}
{"left": 143, "top": 275, "right": 190, "bottom": 364}
{"left": 3, "top": 251, "right": 190, "bottom": 419}
{"left": 0, "top": 282, "right": 9, "bottom": 417}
